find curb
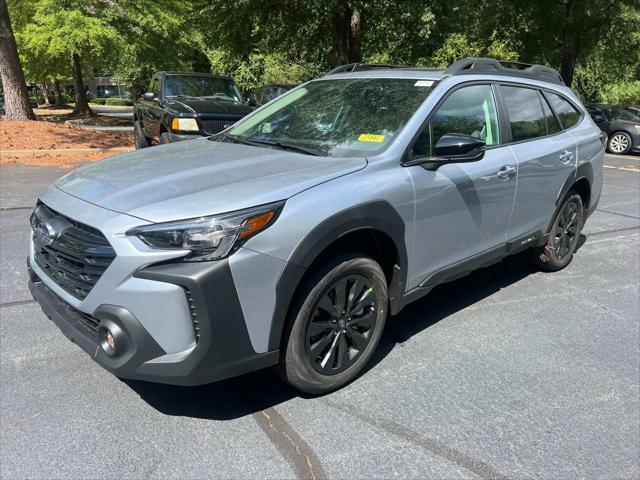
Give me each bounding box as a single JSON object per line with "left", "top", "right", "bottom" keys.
{"left": 1, "top": 147, "right": 134, "bottom": 158}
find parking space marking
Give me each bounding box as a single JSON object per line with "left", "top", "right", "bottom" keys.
{"left": 605, "top": 154, "right": 640, "bottom": 161}
{"left": 0, "top": 299, "right": 36, "bottom": 309}
{"left": 0, "top": 206, "right": 34, "bottom": 211}
{"left": 596, "top": 208, "right": 640, "bottom": 220}
{"left": 603, "top": 165, "right": 640, "bottom": 172}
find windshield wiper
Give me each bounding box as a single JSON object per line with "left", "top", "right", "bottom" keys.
{"left": 220, "top": 134, "right": 326, "bottom": 156}
{"left": 220, "top": 133, "right": 264, "bottom": 147}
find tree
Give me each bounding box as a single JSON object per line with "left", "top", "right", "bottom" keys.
{"left": 17, "top": 0, "right": 122, "bottom": 115}
{"left": 0, "top": 0, "right": 34, "bottom": 120}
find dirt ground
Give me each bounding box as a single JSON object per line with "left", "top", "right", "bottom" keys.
{"left": 0, "top": 120, "right": 133, "bottom": 168}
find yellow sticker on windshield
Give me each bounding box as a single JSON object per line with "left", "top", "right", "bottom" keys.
{"left": 358, "top": 134, "right": 385, "bottom": 143}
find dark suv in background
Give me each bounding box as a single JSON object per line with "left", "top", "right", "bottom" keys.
{"left": 586, "top": 103, "right": 640, "bottom": 155}
{"left": 134, "top": 72, "right": 254, "bottom": 148}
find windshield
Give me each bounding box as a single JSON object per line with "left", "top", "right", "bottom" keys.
{"left": 225, "top": 78, "right": 436, "bottom": 157}
{"left": 164, "top": 75, "right": 243, "bottom": 102}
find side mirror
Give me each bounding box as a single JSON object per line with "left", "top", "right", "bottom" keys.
{"left": 142, "top": 92, "right": 155, "bottom": 101}
{"left": 433, "top": 134, "right": 486, "bottom": 159}
{"left": 592, "top": 114, "right": 606, "bottom": 123}
{"left": 403, "top": 133, "right": 486, "bottom": 168}
{"left": 247, "top": 97, "right": 258, "bottom": 107}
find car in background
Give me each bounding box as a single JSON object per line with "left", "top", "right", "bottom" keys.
{"left": 586, "top": 103, "right": 640, "bottom": 155}
{"left": 248, "top": 84, "right": 296, "bottom": 107}
{"left": 133, "top": 72, "right": 254, "bottom": 148}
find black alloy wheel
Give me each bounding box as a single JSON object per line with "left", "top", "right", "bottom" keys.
{"left": 306, "top": 274, "right": 378, "bottom": 375}
{"left": 280, "top": 256, "right": 388, "bottom": 394}
{"left": 531, "top": 192, "right": 584, "bottom": 271}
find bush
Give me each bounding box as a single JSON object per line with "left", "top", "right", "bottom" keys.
{"left": 104, "top": 97, "right": 133, "bottom": 106}
{"left": 92, "top": 97, "right": 107, "bottom": 105}
{"left": 599, "top": 81, "right": 640, "bottom": 106}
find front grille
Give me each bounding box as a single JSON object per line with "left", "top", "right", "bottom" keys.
{"left": 199, "top": 118, "right": 239, "bottom": 135}
{"left": 32, "top": 204, "right": 115, "bottom": 300}
{"left": 38, "top": 278, "right": 101, "bottom": 339}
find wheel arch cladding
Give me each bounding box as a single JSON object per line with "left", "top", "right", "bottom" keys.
{"left": 548, "top": 162, "right": 593, "bottom": 233}
{"left": 267, "top": 200, "right": 407, "bottom": 351}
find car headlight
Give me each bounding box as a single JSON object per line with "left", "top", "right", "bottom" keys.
{"left": 171, "top": 117, "right": 199, "bottom": 132}
{"left": 126, "top": 201, "right": 283, "bottom": 261}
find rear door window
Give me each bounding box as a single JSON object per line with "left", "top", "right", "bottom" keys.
{"left": 540, "top": 93, "right": 561, "bottom": 134}
{"left": 545, "top": 92, "right": 581, "bottom": 129}
{"left": 500, "top": 86, "right": 547, "bottom": 142}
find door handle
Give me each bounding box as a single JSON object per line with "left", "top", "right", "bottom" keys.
{"left": 497, "top": 165, "right": 517, "bottom": 180}
{"left": 559, "top": 150, "right": 574, "bottom": 164}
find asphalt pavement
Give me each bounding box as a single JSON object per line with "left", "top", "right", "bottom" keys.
{"left": 1, "top": 154, "right": 638, "bottom": 479}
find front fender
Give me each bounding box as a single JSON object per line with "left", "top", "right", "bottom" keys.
{"left": 267, "top": 200, "right": 408, "bottom": 351}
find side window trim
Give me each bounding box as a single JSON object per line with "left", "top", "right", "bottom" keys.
{"left": 540, "top": 89, "right": 584, "bottom": 130}
{"left": 402, "top": 81, "right": 502, "bottom": 165}
{"left": 492, "top": 82, "right": 513, "bottom": 144}
{"left": 537, "top": 90, "right": 561, "bottom": 135}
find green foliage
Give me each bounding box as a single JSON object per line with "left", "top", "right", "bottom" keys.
{"left": 9, "top": 0, "right": 640, "bottom": 106}
{"left": 104, "top": 97, "right": 133, "bottom": 106}
{"left": 92, "top": 97, "right": 107, "bottom": 105}
{"left": 600, "top": 82, "right": 640, "bottom": 106}
{"left": 205, "top": 49, "right": 322, "bottom": 91}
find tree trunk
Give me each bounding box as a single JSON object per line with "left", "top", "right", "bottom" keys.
{"left": 560, "top": 0, "right": 579, "bottom": 86}
{"left": 40, "top": 82, "right": 51, "bottom": 105}
{"left": 331, "top": 2, "right": 362, "bottom": 67}
{"left": 72, "top": 52, "right": 92, "bottom": 115}
{"left": 0, "top": 0, "right": 35, "bottom": 120}
{"left": 54, "top": 79, "right": 63, "bottom": 105}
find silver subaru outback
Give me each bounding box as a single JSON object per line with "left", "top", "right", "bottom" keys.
{"left": 29, "top": 58, "right": 604, "bottom": 394}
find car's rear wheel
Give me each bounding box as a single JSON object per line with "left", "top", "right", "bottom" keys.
{"left": 531, "top": 192, "right": 584, "bottom": 271}
{"left": 607, "top": 131, "right": 632, "bottom": 155}
{"left": 134, "top": 121, "right": 150, "bottom": 149}
{"left": 280, "top": 255, "right": 388, "bottom": 394}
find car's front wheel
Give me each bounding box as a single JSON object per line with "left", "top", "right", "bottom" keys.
{"left": 607, "top": 131, "right": 632, "bottom": 155}
{"left": 280, "top": 255, "right": 388, "bottom": 394}
{"left": 531, "top": 192, "right": 584, "bottom": 271}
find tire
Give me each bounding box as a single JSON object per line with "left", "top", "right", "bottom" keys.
{"left": 607, "top": 131, "right": 632, "bottom": 155}
{"left": 280, "top": 255, "right": 388, "bottom": 394}
{"left": 134, "top": 120, "right": 150, "bottom": 149}
{"left": 159, "top": 132, "right": 172, "bottom": 144}
{"left": 531, "top": 192, "right": 584, "bottom": 272}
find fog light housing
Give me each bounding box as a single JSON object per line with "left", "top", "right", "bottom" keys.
{"left": 99, "top": 326, "right": 117, "bottom": 356}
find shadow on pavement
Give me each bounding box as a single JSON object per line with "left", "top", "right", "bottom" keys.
{"left": 126, "top": 250, "right": 538, "bottom": 420}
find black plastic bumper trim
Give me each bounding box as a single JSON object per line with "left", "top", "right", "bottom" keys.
{"left": 29, "top": 262, "right": 165, "bottom": 377}
{"left": 133, "top": 259, "right": 279, "bottom": 385}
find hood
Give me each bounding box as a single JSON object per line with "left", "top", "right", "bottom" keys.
{"left": 55, "top": 138, "right": 366, "bottom": 223}
{"left": 166, "top": 97, "right": 253, "bottom": 116}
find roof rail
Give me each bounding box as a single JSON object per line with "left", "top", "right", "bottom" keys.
{"left": 325, "top": 63, "right": 410, "bottom": 76}
{"left": 444, "top": 57, "right": 565, "bottom": 85}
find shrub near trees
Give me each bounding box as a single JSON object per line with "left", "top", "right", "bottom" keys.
{"left": 1, "top": 0, "right": 639, "bottom": 123}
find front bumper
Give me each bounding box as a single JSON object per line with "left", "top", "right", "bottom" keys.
{"left": 29, "top": 258, "right": 279, "bottom": 386}
{"left": 164, "top": 131, "right": 202, "bottom": 142}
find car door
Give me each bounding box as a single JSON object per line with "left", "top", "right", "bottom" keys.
{"left": 406, "top": 83, "right": 518, "bottom": 290}
{"left": 141, "top": 78, "right": 161, "bottom": 140}
{"left": 499, "top": 85, "right": 577, "bottom": 242}
{"left": 586, "top": 105, "right": 609, "bottom": 133}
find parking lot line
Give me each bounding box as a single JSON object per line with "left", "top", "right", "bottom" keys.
{"left": 603, "top": 165, "right": 640, "bottom": 172}
{"left": 605, "top": 154, "right": 640, "bottom": 161}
